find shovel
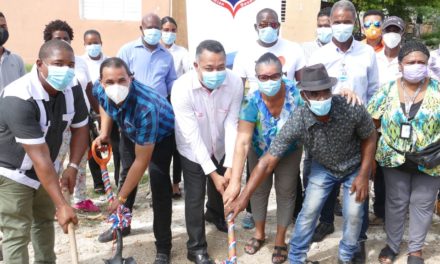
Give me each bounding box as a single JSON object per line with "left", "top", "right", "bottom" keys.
{"left": 62, "top": 189, "right": 79, "bottom": 264}
{"left": 91, "top": 142, "right": 136, "bottom": 264}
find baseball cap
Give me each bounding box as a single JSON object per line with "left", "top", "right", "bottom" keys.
{"left": 382, "top": 16, "right": 405, "bottom": 32}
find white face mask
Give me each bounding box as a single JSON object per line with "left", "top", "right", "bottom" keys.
{"left": 105, "top": 84, "right": 129, "bottom": 104}
{"left": 382, "top": 32, "right": 401, "bottom": 49}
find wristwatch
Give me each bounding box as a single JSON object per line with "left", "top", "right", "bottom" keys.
{"left": 67, "top": 162, "right": 79, "bottom": 170}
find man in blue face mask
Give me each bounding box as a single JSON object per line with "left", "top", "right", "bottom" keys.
{"left": 226, "top": 63, "right": 377, "bottom": 264}
{"left": 171, "top": 40, "right": 243, "bottom": 264}
{"left": 302, "top": 7, "right": 333, "bottom": 64}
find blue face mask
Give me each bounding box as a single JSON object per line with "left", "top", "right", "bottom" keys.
{"left": 258, "top": 27, "right": 278, "bottom": 44}
{"left": 42, "top": 65, "right": 75, "bottom": 92}
{"left": 143, "top": 28, "right": 162, "bottom": 45}
{"left": 202, "top": 70, "right": 227, "bottom": 90}
{"left": 331, "top": 24, "right": 354, "bottom": 43}
{"left": 317, "top": 27, "right": 333, "bottom": 44}
{"left": 85, "top": 44, "right": 102, "bottom": 58}
{"left": 257, "top": 79, "right": 281, "bottom": 96}
{"left": 307, "top": 97, "right": 332, "bottom": 116}
{"left": 161, "top": 32, "right": 176, "bottom": 45}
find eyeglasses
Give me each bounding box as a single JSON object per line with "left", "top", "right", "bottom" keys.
{"left": 256, "top": 73, "right": 282, "bottom": 82}
{"left": 257, "top": 22, "right": 280, "bottom": 29}
{"left": 363, "top": 21, "right": 381, "bottom": 28}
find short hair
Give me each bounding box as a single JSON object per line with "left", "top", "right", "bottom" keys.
{"left": 256, "top": 8, "right": 278, "bottom": 22}
{"left": 363, "top": 10, "right": 384, "bottom": 21}
{"left": 398, "top": 40, "right": 430, "bottom": 63}
{"left": 83, "top": 29, "right": 101, "bottom": 40}
{"left": 0, "top": 12, "right": 5, "bottom": 19}
{"left": 255, "top": 52, "right": 282, "bottom": 74}
{"left": 43, "top": 19, "right": 74, "bottom": 42}
{"left": 38, "top": 39, "right": 74, "bottom": 60}
{"left": 317, "top": 7, "right": 332, "bottom": 18}
{"left": 161, "top": 16, "right": 177, "bottom": 28}
{"left": 330, "top": 0, "right": 356, "bottom": 21}
{"left": 99, "top": 57, "right": 133, "bottom": 80}
{"left": 195, "top": 40, "right": 225, "bottom": 61}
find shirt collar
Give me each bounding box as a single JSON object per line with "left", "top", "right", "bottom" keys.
{"left": 134, "top": 37, "right": 166, "bottom": 53}
{"left": 330, "top": 38, "right": 357, "bottom": 54}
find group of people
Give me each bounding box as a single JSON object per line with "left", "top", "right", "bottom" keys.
{"left": 0, "top": 0, "right": 439, "bottom": 264}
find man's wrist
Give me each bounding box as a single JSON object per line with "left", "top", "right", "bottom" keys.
{"left": 118, "top": 195, "right": 127, "bottom": 204}
{"left": 67, "top": 162, "right": 79, "bottom": 171}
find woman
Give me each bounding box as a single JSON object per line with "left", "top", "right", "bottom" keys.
{"left": 227, "top": 52, "right": 303, "bottom": 263}
{"left": 160, "top": 16, "right": 190, "bottom": 198}
{"left": 367, "top": 41, "right": 440, "bottom": 264}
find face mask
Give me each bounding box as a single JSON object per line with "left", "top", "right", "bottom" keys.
{"left": 42, "top": 65, "right": 75, "bottom": 92}
{"left": 85, "top": 44, "right": 102, "bottom": 58}
{"left": 317, "top": 27, "right": 332, "bottom": 44}
{"left": 258, "top": 27, "right": 278, "bottom": 44}
{"left": 402, "top": 64, "right": 428, "bottom": 84}
{"left": 382, "top": 32, "right": 401, "bottom": 49}
{"left": 143, "top": 28, "right": 162, "bottom": 45}
{"left": 105, "top": 84, "right": 130, "bottom": 104}
{"left": 161, "top": 32, "right": 176, "bottom": 45}
{"left": 257, "top": 79, "right": 281, "bottom": 96}
{"left": 331, "top": 24, "right": 354, "bottom": 43}
{"left": 364, "top": 26, "right": 382, "bottom": 40}
{"left": 307, "top": 97, "right": 332, "bottom": 116}
{"left": 0, "top": 28, "right": 8, "bottom": 46}
{"left": 202, "top": 70, "right": 227, "bottom": 90}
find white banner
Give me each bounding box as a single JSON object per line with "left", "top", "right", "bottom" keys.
{"left": 186, "top": 0, "right": 281, "bottom": 57}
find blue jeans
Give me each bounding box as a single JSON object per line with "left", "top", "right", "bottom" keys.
{"left": 289, "top": 161, "right": 365, "bottom": 263}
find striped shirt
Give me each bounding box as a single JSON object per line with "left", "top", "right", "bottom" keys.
{"left": 94, "top": 79, "right": 174, "bottom": 145}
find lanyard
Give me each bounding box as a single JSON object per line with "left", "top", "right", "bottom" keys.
{"left": 401, "top": 79, "right": 423, "bottom": 118}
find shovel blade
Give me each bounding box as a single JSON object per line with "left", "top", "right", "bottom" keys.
{"left": 103, "top": 229, "right": 136, "bottom": 264}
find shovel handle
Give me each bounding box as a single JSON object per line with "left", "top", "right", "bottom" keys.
{"left": 91, "top": 140, "right": 112, "bottom": 168}
{"left": 62, "top": 190, "right": 79, "bottom": 264}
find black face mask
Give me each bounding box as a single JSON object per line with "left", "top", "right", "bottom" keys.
{"left": 0, "top": 28, "right": 9, "bottom": 46}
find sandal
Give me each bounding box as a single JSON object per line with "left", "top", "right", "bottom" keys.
{"left": 272, "top": 245, "right": 288, "bottom": 264}
{"left": 244, "top": 237, "right": 265, "bottom": 255}
{"left": 378, "top": 245, "right": 398, "bottom": 264}
{"left": 408, "top": 253, "right": 424, "bottom": 264}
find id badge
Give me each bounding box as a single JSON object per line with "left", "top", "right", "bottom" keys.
{"left": 400, "top": 123, "right": 412, "bottom": 139}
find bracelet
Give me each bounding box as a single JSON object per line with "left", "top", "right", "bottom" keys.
{"left": 118, "top": 195, "right": 127, "bottom": 204}
{"left": 67, "top": 162, "right": 79, "bottom": 171}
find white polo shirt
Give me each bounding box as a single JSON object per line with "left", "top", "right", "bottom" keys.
{"left": 168, "top": 44, "right": 191, "bottom": 78}
{"left": 376, "top": 49, "right": 401, "bottom": 88}
{"left": 233, "top": 38, "right": 306, "bottom": 92}
{"left": 309, "top": 39, "right": 379, "bottom": 103}
{"left": 171, "top": 69, "right": 243, "bottom": 174}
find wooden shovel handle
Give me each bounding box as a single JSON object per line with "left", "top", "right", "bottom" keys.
{"left": 63, "top": 190, "right": 79, "bottom": 264}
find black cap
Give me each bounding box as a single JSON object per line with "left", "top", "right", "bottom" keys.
{"left": 382, "top": 16, "right": 405, "bottom": 32}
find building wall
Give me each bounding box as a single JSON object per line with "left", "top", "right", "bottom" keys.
{"left": 2, "top": 0, "right": 171, "bottom": 64}
{"left": 282, "top": 0, "right": 321, "bottom": 43}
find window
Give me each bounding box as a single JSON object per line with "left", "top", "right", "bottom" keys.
{"left": 79, "top": 0, "right": 141, "bottom": 21}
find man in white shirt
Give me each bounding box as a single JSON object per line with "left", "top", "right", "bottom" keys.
{"left": 233, "top": 8, "right": 305, "bottom": 91}
{"left": 302, "top": 7, "right": 333, "bottom": 64}
{"left": 171, "top": 40, "right": 243, "bottom": 264}
{"left": 81, "top": 29, "right": 107, "bottom": 84}
{"left": 308, "top": 1, "right": 379, "bottom": 263}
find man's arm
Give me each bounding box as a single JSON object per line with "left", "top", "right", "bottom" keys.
{"left": 166, "top": 58, "right": 177, "bottom": 96}
{"left": 366, "top": 50, "right": 380, "bottom": 102}
{"left": 86, "top": 81, "right": 100, "bottom": 113}
{"left": 22, "top": 143, "right": 78, "bottom": 232}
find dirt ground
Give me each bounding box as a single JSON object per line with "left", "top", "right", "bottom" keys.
{"left": 7, "top": 164, "right": 440, "bottom": 264}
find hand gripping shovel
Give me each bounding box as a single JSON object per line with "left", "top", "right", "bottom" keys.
{"left": 221, "top": 214, "right": 237, "bottom": 264}
{"left": 91, "top": 142, "right": 136, "bottom": 264}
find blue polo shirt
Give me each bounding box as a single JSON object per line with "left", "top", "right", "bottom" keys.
{"left": 117, "top": 38, "right": 177, "bottom": 98}
{"left": 94, "top": 79, "right": 174, "bottom": 145}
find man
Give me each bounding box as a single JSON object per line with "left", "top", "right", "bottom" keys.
{"left": 362, "top": 10, "right": 385, "bottom": 53}
{"left": 233, "top": 7, "right": 306, "bottom": 228}
{"left": 109, "top": 14, "right": 177, "bottom": 240}
{"left": 302, "top": 7, "right": 332, "bottom": 63}
{"left": 171, "top": 40, "right": 243, "bottom": 264}
{"left": 370, "top": 16, "right": 406, "bottom": 227}
{"left": 0, "top": 11, "right": 25, "bottom": 91}
{"left": 117, "top": 13, "right": 176, "bottom": 98}
{"left": 93, "top": 57, "right": 175, "bottom": 264}
{"left": 308, "top": 1, "right": 379, "bottom": 262}
{"left": 81, "top": 29, "right": 107, "bottom": 84}
{"left": 0, "top": 39, "right": 89, "bottom": 263}
{"left": 227, "top": 64, "right": 377, "bottom": 264}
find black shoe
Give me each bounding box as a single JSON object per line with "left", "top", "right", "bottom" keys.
{"left": 352, "top": 241, "right": 366, "bottom": 264}
{"left": 98, "top": 226, "right": 131, "bottom": 243}
{"left": 154, "top": 253, "right": 170, "bottom": 264}
{"left": 205, "top": 212, "right": 227, "bottom": 233}
{"left": 334, "top": 198, "right": 343, "bottom": 217}
{"left": 312, "top": 222, "right": 335, "bottom": 242}
{"left": 187, "top": 252, "right": 214, "bottom": 264}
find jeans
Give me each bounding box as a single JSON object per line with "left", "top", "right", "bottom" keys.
{"left": 289, "top": 161, "right": 365, "bottom": 263}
